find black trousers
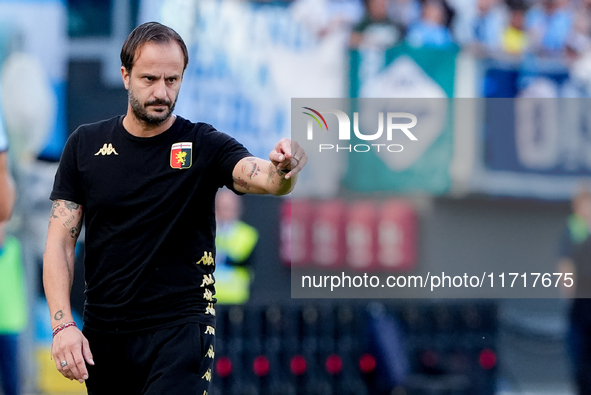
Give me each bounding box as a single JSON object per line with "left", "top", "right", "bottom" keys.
{"left": 84, "top": 322, "right": 215, "bottom": 395}
{"left": 569, "top": 319, "right": 591, "bottom": 395}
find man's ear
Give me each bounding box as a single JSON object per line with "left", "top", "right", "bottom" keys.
{"left": 121, "top": 66, "right": 130, "bottom": 90}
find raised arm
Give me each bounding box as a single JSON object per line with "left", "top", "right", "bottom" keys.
{"left": 43, "top": 199, "right": 93, "bottom": 383}
{"left": 232, "top": 138, "right": 308, "bottom": 195}
{"left": 0, "top": 152, "right": 15, "bottom": 222}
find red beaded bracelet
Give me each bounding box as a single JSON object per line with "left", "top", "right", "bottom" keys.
{"left": 52, "top": 322, "right": 77, "bottom": 338}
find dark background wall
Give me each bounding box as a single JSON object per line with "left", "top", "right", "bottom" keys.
{"left": 67, "top": 61, "right": 128, "bottom": 132}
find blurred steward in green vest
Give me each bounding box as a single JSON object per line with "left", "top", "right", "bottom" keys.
{"left": 0, "top": 222, "right": 27, "bottom": 395}
{"left": 214, "top": 188, "right": 259, "bottom": 304}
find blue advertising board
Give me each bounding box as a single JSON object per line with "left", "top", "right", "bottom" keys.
{"left": 470, "top": 60, "right": 591, "bottom": 200}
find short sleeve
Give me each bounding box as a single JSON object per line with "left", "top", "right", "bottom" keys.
{"left": 49, "top": 130, "right": 85, "bottom": 205}
{"left": 198, "top": 125, "right": 251, "bottom": 192}
{"left": 216, "top": 134, "right": 252, "bottom": 192}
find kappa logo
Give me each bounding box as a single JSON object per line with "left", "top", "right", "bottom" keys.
{"left": 204, "top": 326, "right": 215, "bottom": 335}
{"left": 206, "top": 345, "right": 215, "bottom": 358}
{"left": 201, "top": 274, "right": 214, "bottom": 287}
{"left": 205, "top": 303, "right": 216, "bottom": 316}
{"left": 94, "top": 143, "right": 118, "bottom": 156}
{"left": 202, "top": 368, "right": 212, "bottom": 382}
{"left": 203, "top": 288, "right": 214, "bottom": 302}
{"left": 196, "top": 251, "right": 215, "bottom": 266}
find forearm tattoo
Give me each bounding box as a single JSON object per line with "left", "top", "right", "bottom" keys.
{"left": 50, "top": 201, "right": 60, "bottom": 219}
{"left": 233, "top": 177, "right": 250, "bottom": 190}
{"left": 247, "top": 162, "right": 260, "bottom": 179}
{"left": 241, "top": 158, "right": 259, "bottom": 178}
{"left": 54, "top": 310, "right": 64, "bottom": 321}
{"left": 50, "top": 200, "right": 83, "bottom": 239}
{"left": 266, "top": 163, "right": 287, "bottom": 187}
{"left": 70, "top": 216, "right": 83, "bottom": 239}
{"left": 235, "top": 159, "right": 288, "bottom": 191}
{"left": 64, "top": 201, "right": 80, "bottom": 211}
{"left": 266, "top": 163, "right": 275, "bottom": 184}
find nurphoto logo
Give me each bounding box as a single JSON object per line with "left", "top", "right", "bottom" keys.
{"left": 302, "top": 107, "right": 417, "bottom": 153}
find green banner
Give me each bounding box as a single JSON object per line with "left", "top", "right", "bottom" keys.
{"left": 345, "top": 44, "right": 458, "bottom": 194}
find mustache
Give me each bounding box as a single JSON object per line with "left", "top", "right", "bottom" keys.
{"left": 145, "top": 99, "right": 172, "bottom": 107}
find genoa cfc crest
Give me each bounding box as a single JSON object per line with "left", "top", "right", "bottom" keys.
{"left": 170, "top": 142, "right": 192, "bottom": 169}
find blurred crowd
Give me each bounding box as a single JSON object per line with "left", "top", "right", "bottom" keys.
{"left": 289, "top": 0, "right": 591, "bottom": 62}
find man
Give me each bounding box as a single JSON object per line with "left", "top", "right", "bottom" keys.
{"left": 0, "top": 93, "right": 15, "bottom": 222}
{"left": 558, "top": 184, "right": 591, "bottom": 395}
{"left": 0, "top": 88, "right": 20, "bottom": 395}
{"left": 0, "top": 222, "right": 26, "bottom": 395}
{"left": 43, "top": 22, "right": 307, "bottom": 394}
{"left": 349, "top": 0, "right": 405, "bottom": 49}
{"left": 214, "top": 188, "right": 259, "bottom": 304}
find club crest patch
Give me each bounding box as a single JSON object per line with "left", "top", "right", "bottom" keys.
{"left": 170, "top": 142, "right": 192, "bottom": 169}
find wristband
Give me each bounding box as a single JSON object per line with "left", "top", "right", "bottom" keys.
{"left": 52, "top": 322, "right": 77, "bottom": 338}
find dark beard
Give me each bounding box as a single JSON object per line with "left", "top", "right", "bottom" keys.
{"left": 128, "top": 90, "right": 177, "bottom": 126}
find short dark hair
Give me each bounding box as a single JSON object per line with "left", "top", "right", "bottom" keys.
{"left": 120, "top": 22, "right": 189, "bottom": 73}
